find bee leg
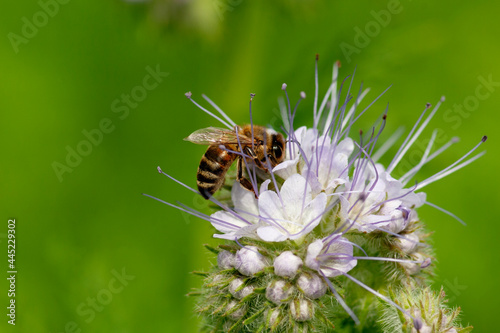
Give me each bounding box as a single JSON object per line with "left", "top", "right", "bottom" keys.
{"left": 267, "top": 154, "right": 278, "bottom": 166}
{"left": 237, "top": 155, "right": 244, "bottom": 179}
{"left": 237, "top": 156, "right": 258, "bottom": 198}
{"left": 243, "top": 147, "right": 269, "bottom": 173}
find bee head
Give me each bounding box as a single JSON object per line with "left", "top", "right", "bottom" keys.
{"left": 271, "top": 133, "right": 286, "bottom": 164}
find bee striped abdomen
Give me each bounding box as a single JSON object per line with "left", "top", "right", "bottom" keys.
{"left": 197, "top": 145, "right": 236, "bottom": 199}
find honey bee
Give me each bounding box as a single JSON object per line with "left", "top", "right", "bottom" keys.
{"left": 185, "top": 125, "right": 286, "bottom": 199}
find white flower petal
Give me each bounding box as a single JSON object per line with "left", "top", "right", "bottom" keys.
{"left": 336, "top": 137, "right": 354, "bottom": 156}
{"left": 273, "top": 158, "right": 299, "bottom": 180}
{"left": 305, "top": 239, "right": 324, "bottom": 270}
{"left": 337, "top": 195, "right": 351, "bottom": 222}
{"left": 289, "top": 193, "right": 327, "bottom": 239}
{"left": 210, "top": 211, "right": 249, "bottom": 234}
{"left": 232, "top": 182, "right": 259, "bottom": 221}
{"left": 321, "top": 240, "right": 357, "bottom": 277}
{"left": 290, "top": 126, "right": 308, "bottom": 148}
{"left": 258, "top": 191, "right": 287, "bottom": 223}
{"left": 355, "top": 214, "right": 392, "bottom": 232}
{"left": 306, "top": 237, "right": 356, "bottom": 277}
{"left": 213, "top": 233, "right": 238, "bottom": 240}
{"left": 259, "top": 179, "right": 271, "bottom": 194}
{"left": 281, "top": 174, "right": 311, "bottom": 220}
{"left": 257, "top": 226, "right": 288, "bottom": 242}
{"left": 212, "top": 226, "right": 257, "bottom": 240}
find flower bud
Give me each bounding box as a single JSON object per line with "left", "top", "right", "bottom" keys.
{"left": 297, "top": 272, "right": 326, "bottom": 299}
{"left": 411, "top": 323, "right": 432, "bottom": 333}
{"left": 290, "top": 299, "right": 313, "bottom": 322}
{"left": 396, "top": 233, "right": 420, "bottom": 254}
{"left": 217, "top": 250, "right": 235, "bottom": 270}
{"left": 274, "top": 251, "right": 303, "bottom": 278}
{"left": 265, "top": 307, "right": 281, "bottom": 328}
{"left": 226, "top": 300, "right": 247, "bottom": 320}
{"left": 229, "top": 278, "right": 254, "bottom": 299}
{"left": 400, "top": 253, "right": 425, "bottom": 275}
{"left": 409, "top": 309, "right": 432, "bottom": 333}
{"left": 209, "top": 273, "right": 226, "bottom": 286}
{"left": 234, "top": 246, "right": 268, "bottom": 276}
{"left": 265, "top": 280, "right": 294, "bottom": 304}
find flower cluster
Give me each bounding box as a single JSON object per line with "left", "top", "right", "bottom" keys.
{"left": 147, "top": 58, "right": 482, "bottom": 332}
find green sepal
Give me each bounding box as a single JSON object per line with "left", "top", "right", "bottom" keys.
{"left": 243, "top": 306, "right": 267, "bottom": 326}
{"left": 186, "top": 291, "right": 202, "bottom": 297}
{"left": 204, "top": 244, "right": 220, "bottom": 254}
{"left": 192, "top": 271, "right": 210, "bottom": 277}
{"left": 219, "top": 244, "right": 239, "bottom": 252}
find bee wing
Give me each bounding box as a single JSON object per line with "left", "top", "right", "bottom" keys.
{"left": 184, "top": 127, "right": 253, "bottom": 146}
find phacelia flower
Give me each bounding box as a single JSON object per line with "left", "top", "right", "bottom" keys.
{"left": 146, "top": 57, "right": 485, "bottom": 332}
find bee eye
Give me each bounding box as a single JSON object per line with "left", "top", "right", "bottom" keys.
{"left": 272, "top": 144, "right": 282, "bottom": 159}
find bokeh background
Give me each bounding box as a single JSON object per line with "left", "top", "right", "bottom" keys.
{"left": 1, "top": 0, "right": 499, "bottom": 332}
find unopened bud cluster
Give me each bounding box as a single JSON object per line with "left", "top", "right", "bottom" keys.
{"left": 379, "top": 286, "right": 473, "bottom": 333}
{"left": 197, "top": 242, "right": 337, "bottom": 332}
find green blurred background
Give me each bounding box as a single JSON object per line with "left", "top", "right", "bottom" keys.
{"left": 1, "top": 0, "right": 498, "bottom": 332}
